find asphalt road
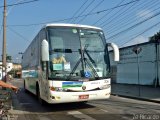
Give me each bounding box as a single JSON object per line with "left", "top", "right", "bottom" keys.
{"left": 8, "top": 79, "right": 160, "bottom": 120}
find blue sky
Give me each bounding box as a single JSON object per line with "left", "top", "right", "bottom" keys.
{"left": 0, "top": 0, "right": 160, "bottom": 62}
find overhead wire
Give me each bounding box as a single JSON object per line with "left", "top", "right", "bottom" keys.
{"left": 106, "top": 0, "right": 159, "bottom": 34}
{"left": 105, "top": 10, "right": 160, "bottom": 41}
{"left": 120, "top": 21, "right": 160, "bottom": 47}
{"left": 92, "top": 0, "right": 125, "bottom": 26}
{"left": 77, "top": 0, "right": 105, "bottom": 24}
{"left": 100, "top": 0, "right": 139, "bottom": 28}
{"left": 7, "top": 0, "right": 25, "bottom": 16}
{"left": 105, "top": 0, "right": 157, "bottom": 31}
{"left": 0, "top": 0, "right": 27, "bottom": 58}
{"left": 7, "top": 27, "right": 30, "bottom": 42}
{"left": 0, "top": 0, "right": 39, "bottom": 8}
{"left": 108, "top": 5, "right": 160, "bottom": 36}
{"left": 72, "top": 0, "right": 96, "bottom": 23}
{"left": 99, "top": 0, "right": 131, "bottom": 27}
{"left": 7, "top": 0, "right": 140, "bottom": 27}
{"left": 69, "top": 0, "right": 89, "bottom": 23}
{"left": 106, "top": 1, "right": 160, "bottom": 37}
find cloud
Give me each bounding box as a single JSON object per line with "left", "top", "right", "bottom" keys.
{"left": 122, "top": 36, "right": 148, "bottom": 47}
{"left": 136, "top": 9, "right": 154, "bottom": 19}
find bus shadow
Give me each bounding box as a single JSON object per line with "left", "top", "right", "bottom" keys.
{"left": 44, "top": 102, "right": 95, "bottom": 112}
{"left": 11, "top": 88, "right": 95, "bottom": 113}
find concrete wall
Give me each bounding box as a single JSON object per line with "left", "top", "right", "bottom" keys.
{"left": 110, "top": 42, "right": 159, "bottom": 85}
{"left": 158, "top": 43, "right": 160, "bottom": 86}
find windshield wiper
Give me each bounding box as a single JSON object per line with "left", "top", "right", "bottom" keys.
{"left": 67, "top": 45, "right": 99, "bottom": 81}
{"left": 84, "top": 49, "right": 97, "bottom": 68}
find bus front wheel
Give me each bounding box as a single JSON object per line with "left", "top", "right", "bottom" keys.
{"left": 36, "top": 84, "right": 45, "bottom": 105}
{"left": 24, "top": 80, "right": 28, "bottom": 93}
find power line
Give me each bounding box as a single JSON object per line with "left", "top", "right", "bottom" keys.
{"left": 106, "top": 0, "right": 160, "bottom": 36}
{"left": 92, "top": 0, "right": 125, "bottom": 26}
{"left": 0, "top": 0, "right": 39, "bottom": 8}
{"left": 77, "top": 0, "right": 104, "bottom": 24}
{"left": 99, "top": 0, "right": 131, "bottom": 27}
{"left": 7, "top": 0, "right": 140, "bottom": 27}
{"left": 120, "top": 21, "right": 160, "bottom": 47}
{"left": 100, "top": 0, "right": 139, "bottom": 28}
{"left": 73, "top": 0, "right": 96, "bottom": 23}
{"left": 106, "top": 10, "right": 160, "bottom": 41}
{"left": 105, "top": 0, "right": 159, "bottom": 34}
{"left": 7, "top": 0, "right": 25, "bottom": 16}
{"left": 7, "top": 27, "right": 30, "bottom": 42}
{"left": 105, "top": 0, "right": 157, "bottom": 31}
{"left": 69, "top": 0, "right": 89, "bottom": 23}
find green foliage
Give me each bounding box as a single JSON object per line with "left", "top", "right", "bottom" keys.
{"left": 6, "top": 55, "right": 12, "bottom": 62}
{"left": 149, "top": 31, "right": 160, "bottom": 42}
{"left": 1, "top": 54, "right": 12, "bottom": 62}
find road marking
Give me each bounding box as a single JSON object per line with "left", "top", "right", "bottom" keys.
{"left": 20, "top": 103, "right": 32, "bottom": 105}
{"left": 38, "top": 115, "right": 52, "bottom": 120}
{"left": 100, "top": 109, "right": 108, "bottom": 113}
{"left": 68, "top": 111, "right": 96, "bottom": 120}
{"left": 122, "top": 116, "right": 132, "bottom": 120}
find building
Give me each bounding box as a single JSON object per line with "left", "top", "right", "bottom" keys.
{"left": 12, "top": 63, "right": 22, "bottom": 70}
{"left": 110, "top": 41, "right": 160, "bottom": 86}
{"left": 12, "top": 63, "right": 22, "bottom": 78}
{"left": 0, "top": 62, "right": 13, "bottom": 80}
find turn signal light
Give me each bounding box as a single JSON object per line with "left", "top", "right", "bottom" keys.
{"left": 50, "top": 87, "right": 56, "bottom": 91}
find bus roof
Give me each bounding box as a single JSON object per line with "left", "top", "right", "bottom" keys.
{"left": 44, "top": 23, "right": 102, "bottom": 30}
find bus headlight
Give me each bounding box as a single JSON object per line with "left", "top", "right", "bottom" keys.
{"left": 99, "top": 85, "right": 110, "bottom": 90}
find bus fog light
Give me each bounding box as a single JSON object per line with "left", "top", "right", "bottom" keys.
{"left": 55, "top": 96, "right": 61, "bottom": 100}
{"left": 99, "top": 85, "right": 110, "bottom": 90}
{"left": 50, "top": 96, "right": 61, "bottom": 100}
{"left": 51, "top": 96, "right": 55, "bottom": 99}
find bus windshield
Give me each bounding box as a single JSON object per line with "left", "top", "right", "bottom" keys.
{"left": 48, "top": 27, "right": 110, "bottom": 80}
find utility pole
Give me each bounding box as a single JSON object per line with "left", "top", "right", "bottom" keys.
{"left": 2, "top": 0, "right": 7, "bottom": 83}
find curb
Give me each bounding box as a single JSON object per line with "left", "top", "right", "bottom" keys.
{"left": 111, "top": 94, "right": 160, "bottom": 104}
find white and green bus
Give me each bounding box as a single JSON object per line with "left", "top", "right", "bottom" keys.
{"left": 22, "top": 23, "right": 119, "bottom": 104}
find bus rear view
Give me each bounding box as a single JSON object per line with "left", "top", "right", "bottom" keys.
{"left": 22, "top": 24, "right": 119, "bottom": 104}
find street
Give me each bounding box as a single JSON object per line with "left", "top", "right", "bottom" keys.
{"left": 0, "top": 1, "right": 160, "bottom": 120}
{"left": 8, "top": 79, "right": 160, "bottom": 120}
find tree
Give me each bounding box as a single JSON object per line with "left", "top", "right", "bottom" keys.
{"left": 1, "top": 54, "right": 12, "bottom": 62}
{"left": 149, "top": 31, "right": 160, "bottom": 42}
{"left": 6, "top": 55, "right": 12, "bottom": 62}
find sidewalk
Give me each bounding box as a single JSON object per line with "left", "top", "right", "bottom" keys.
{"left": 111, "top": 83, "right": 160, "bottom": 103}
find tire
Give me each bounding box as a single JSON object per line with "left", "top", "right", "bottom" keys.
{"left": 81, "top": 101, "right": 88, "bottom": 104}
{"left": 36, "top": 84, "right": 45, "bottom": 105}
{"left": 24, "top": 80, "right": 28, "bottom": 93}
{"left": 79, "top": 101, "right": 88, "bottom": 105}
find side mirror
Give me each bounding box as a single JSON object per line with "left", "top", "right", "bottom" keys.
{"left": 108, "top": 43, "right": 119, "bottom": 62}
{"left": 41, "top": 39, "right": 49, "bottom": 61}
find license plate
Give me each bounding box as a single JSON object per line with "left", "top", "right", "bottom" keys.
{"left": 79, "top": 95, "right": 89, "bottom": 99}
